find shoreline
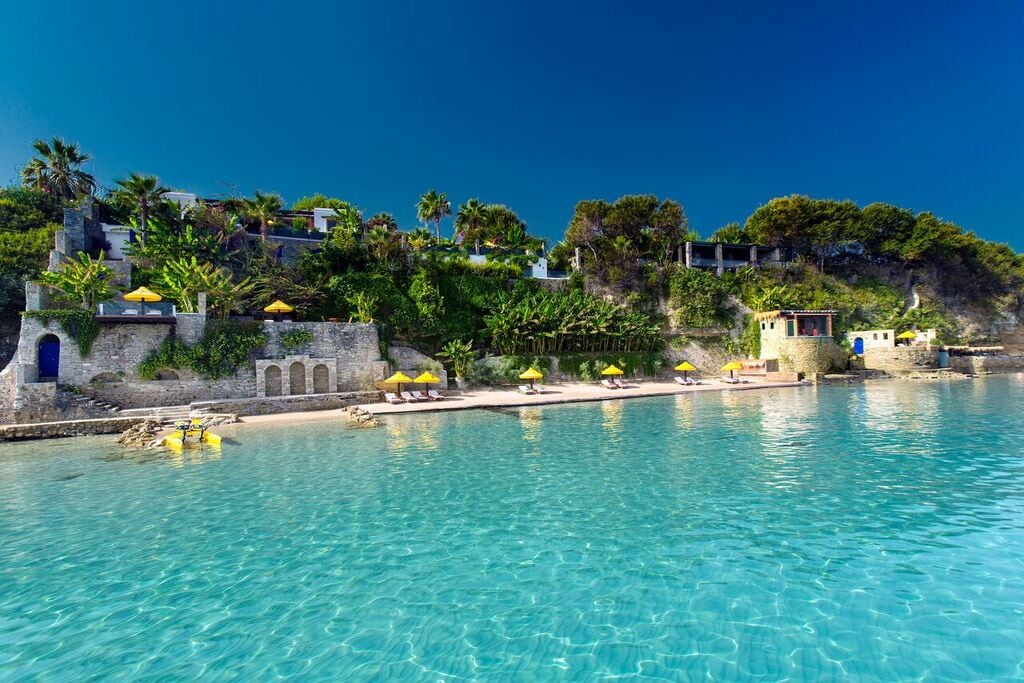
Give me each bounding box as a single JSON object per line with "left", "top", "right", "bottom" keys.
{"left": 236, "top": 379, "right": 808, "bottom": 427}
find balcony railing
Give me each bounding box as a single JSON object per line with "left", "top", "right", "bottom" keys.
{"left": 97, "top": 300, "right": 177, "bottom": 320}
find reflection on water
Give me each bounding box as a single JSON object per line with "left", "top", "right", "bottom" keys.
{"left": 1, "top": 378, "right": 1024, "bottom": 680}
{"left": 601, "top": 399, "right": 623, "bottom": 434}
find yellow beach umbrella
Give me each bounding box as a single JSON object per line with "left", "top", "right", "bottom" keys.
{"left": 675, "top": 360, "right": 697, "bottom": 381}
{"left": 519, "top": 367, "right": 543, "bottom": 389}
{"left": 264, "top": 300, "right": 294, "bottom": 313}
{"left": 124, "top": 286, "right": 162, "bottom": 303}
{"left": 721, "top": 361, "right": 743, "bottom": 379}
{"left": 124, "top": 286, "right": 162, "bottom": 314}
{"left": 384, "top": 371, "right": 414, "bottom": 394}
{"left": 897, "top": 330, "right": 917, "bottom": 346}
{"left": 601, "top": 365, "right": 624, "bottom": 376}
{"left": 413, "top": 371, "right": 440, "bottom": 393}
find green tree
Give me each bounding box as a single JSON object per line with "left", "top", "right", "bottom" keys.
{"left": 417, "top": 190, "right": 452, "bottom": 241}
{"left": 20, "top": 138, "right": 96, "bottom": 200}
{"left": 243, "top": 191, "right": 284, "bottom": 242}
{"left": 455, "top": 198, "right": 488, "bottom": 244}
{"left": 291, "top": 194, "right": 352, "bottom": 210}
{"left": 37, "top": 250, "right": 116, "bottom": 308}
{"left": 709, "top": 222, "right": 749, "bottom": 244}
{"left": 110, "top": 173, "right": 170, "bottom": 238}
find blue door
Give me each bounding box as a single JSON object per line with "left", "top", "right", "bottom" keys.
{"left": 853, "top": 337, "right": 864, "bottom": 355}
{"left": 38, "top": 335, "right": 60, "bottom": 379}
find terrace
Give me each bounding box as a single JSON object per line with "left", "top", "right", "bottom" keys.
{"left": 95, "top": 300, "right": 177, "bottom": 323}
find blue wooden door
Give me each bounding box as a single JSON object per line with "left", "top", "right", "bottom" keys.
{"left": 38, "top": 337, "right": 60, "bottom": 379}
{"left": 853, "top": 337, "right": 864, "bottom": 355}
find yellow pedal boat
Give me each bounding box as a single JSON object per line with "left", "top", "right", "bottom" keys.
{"left": 163, "top": 418, "right": 222, "bottom": 449}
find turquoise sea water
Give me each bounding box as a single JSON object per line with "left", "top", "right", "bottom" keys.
{"left": 2, "top": 379, "right": 1024, "bottom": 680}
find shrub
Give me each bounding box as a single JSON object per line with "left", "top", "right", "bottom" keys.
{"left": 281, "top": 328, "right": 314, "bottom": 350}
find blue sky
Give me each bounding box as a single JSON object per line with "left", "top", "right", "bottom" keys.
{"left": 1, "top": 1, "right": 1022, "bottom": 248}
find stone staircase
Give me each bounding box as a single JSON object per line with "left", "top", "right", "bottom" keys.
{"left": 117, "top": 405, "right": 193, "bottom": 426}
{"left": 57, "top": 385, "right": 122, "bottom": 418}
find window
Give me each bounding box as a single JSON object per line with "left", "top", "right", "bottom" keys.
{"left": 883, "top": 332, "right": 889, "bottom": 340}
{"left": 770, "top": 322, "right": 775, "bottom": 330}
{"left": 761, "top": 322, "right": 766, "bottom": 330}
{"left": 873, "top": 333, "right": 878, "bottom": 340}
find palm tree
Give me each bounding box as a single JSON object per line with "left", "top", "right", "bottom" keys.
{"left": 111, "top": 173, "right": 170, "bottom": 240}
{"left": 416, "top": 190, "right": 451, "bottom": 241}
{"left": 243, "top": 191, "right": 284, "bottom": 241}
{"left": 21, "top": 137, "right": 96, "bottom": 200}
{"left": 455, "top": 198, "right": 487, "bottom": 244}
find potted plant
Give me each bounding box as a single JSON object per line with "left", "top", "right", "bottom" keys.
{"left": 439, "top": 338, "right": 474, "bottom": 389}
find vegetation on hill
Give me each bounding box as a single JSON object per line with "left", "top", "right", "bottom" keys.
{"left": 3, "top": 136, "right": 1023, "bottom": 379}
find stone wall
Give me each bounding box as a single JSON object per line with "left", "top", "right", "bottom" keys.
{"left": 14, "top": 316, "right": 174, "bottom": 385}
{"left": 863, "top": 346, "right": 939, "bottom": 374}
{"left": 191, "top": 391, "right": 382, "bottom": 417}
{"left": 84, "top": 377, "right": 256, "bottom": 409}
{"left": 255, "top": 356, "right": 337, "bottom": 396}
{"left": 388, "top": 345, "right": 449, "bottom": 388}
{"left": 948, "top": 354, "right": 1024, "bottom": 375}
{"left": 260, "top": 321, "right": 386, "bottom": 390}
{"left": 776, "top": 337, "right": 847, "bottom": 375}
{"left": 0, "top": 416, "right": 151, "bottom": 441}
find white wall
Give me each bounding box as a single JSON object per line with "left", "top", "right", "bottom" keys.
{"left": 101, "top": 224, "right": 133, "bottom": 260}
{"left": 847, "top": 329, "right": 895, "bottom": 350}
{"left": 312, "top": 208, "right": 336, "bottom": 232}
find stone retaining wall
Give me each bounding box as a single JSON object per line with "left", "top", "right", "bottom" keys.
{"left": 86, "top": 377, "right": 256, "bottom": 409}
{"left": 191, "top": 391, "right": 382, "bottom": 417}
{"left": 863, "top": 346, "right": 939, "bottom": 374}
{"left": 0, "top": 416, "right": 151, "bottom": 441}
{"left": 948, "top": 354, "right": 1024, "bottom": 375}
{"left": 776, "top": 337, "right": 847, "bottom": 375}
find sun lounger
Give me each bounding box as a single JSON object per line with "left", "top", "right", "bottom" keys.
{"left": 384, "top": 392, "right": 403, "bottom": 404}
{"left": 722, "top": 377, "right": 741, "bottom": 384}
{"left": 123, "top": 308, "right": 139, "bottom": 316}
{"left": 534, "top": 384, "right": 545, "bottom": 394}
{"left": 601, "top": 379, "right": 619, "bottom": 389}
{"left": 400, "top": 391, "right": 420, "bottom": 402}
{"left": 145, "top": 309, "right": 163, "bottom": 316}
{"left": 674, "top": 376, "right": 695, "bottom": 386}
{"left": 518, "top": 385, "right": 537, "bottom": 395}
{"left": 613, "top": 378, "right": 627, "bottom": 388}
{"left": 427, "top": 389, "right": 444, "bottom": 400}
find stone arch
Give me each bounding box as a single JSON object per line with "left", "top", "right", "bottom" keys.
{"left": 312, "top": 364, "right": 330, "bottom": 394}
{"left": 90, "top": 372, "right": 121, "bottom": 384}
{"left": 289, "top": 361, "right": 306, "bottom": 395}
{"left": 265, "top": 365, "right": 282, "bottom": 396}
{"left": 37, "top": 334, "right": 61, "bottom": 381}
{"left": 155, "top": 369, "right": 180, "bottom": 381}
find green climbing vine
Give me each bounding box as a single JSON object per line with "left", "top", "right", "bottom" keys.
{"left": 138, "top": 320, "right": 266, "bottom": 380}
{"left": 24, "top": 309, "right": 100, "bottom": 356}
{"left": 281, "top": 328, "right": 314, "bottom": 350}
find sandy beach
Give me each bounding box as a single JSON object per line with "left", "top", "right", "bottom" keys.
{"left": 236, "top": 378, "right": 807, "bottom": 427}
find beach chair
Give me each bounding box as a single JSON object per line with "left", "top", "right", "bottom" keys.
{"left": 601, "top": 379, "right": 619, "bottom": 390}
{"left": 384, "top": 392, "right": 403, "bottom": 404}
{"left": 123, "top": 308, "right": 139, "bottom": 316}
{"left": 722, "top": 376, "right": 741, "bottom": 384}
{"left": 400, "top": 391, "right": 421, "bottom": 402}
{"left": 534, "top": 384, "right": 545, "bottom": 394}
{"left": 674, "top": 376, "right": 695, "bottom": 386}
{"left": 145, "top": 309, "right": 163, "bottom": 316}
{"left": 613, "top": 378, "right": 627, "bottom": 389}
{"left": 518, "top": 385, "right": 537, "bottom": 395}
{"left": 427, "top": 389, "right": 444, "bottom": 400}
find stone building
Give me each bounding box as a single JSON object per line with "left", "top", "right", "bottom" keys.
{"left": 0, "top": 198, "right": 413, "bottom": 425}
{"left": 758, "top": 310, "right": 847, "bottom": 375}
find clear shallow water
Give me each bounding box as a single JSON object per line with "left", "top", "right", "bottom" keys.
{"left": 2, "top": 379, "right": 1024, "bottom": 680}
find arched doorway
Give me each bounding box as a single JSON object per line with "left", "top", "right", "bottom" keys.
{"left": 37, "top": 334, "right": 60, "bottom": 381}
{"left": 853, "top": 337, "right": 864, "bottom": 355}
{"left": 312, "top": 364, "right": 330, "bottom": 394}
{"left": 289, "top": 362, "right": 306, "bottom": 395}
{"left": 265, "top": 365, "right": 282, "bottom": 396}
